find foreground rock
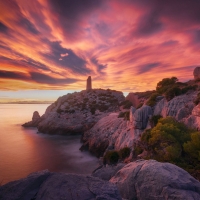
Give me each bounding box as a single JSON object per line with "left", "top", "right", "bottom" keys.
{"left": 110, "top": 160, "right": 200, "bottom": 200}
{"left": 23, "top": 89, "right": 125, "bottom": 135}
{"left": 0, "top": 170, "right": 51, "bottom": 200}
{"left": 0, "top": 171, "right": 121, "bottom": 200}
{"left": 92, "top": 163, "right": 125, "bottom": 181}
{"left": 22, "top": 111, "right": 43, "bottom": 127}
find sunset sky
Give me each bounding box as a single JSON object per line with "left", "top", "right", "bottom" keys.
{"left": 0, "top": 0, "right": 200, "bottom": 103}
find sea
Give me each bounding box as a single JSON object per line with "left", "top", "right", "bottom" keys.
{"left": 0, "top": 104, "right": 98, "bottom": 185}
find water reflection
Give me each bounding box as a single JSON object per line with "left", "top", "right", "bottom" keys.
{"left": 0, "top": 104, "right": 98, "bottom": 185}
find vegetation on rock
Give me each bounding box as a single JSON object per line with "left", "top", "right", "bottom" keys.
{"left": 146, "top": 93, "right": 160, "bottom": 107}
{"left": 194, "top": 92, "right": 200, "bottom": 105}
{"left": 103, "top": 147, "right": 131, "bottom": 165}
{"left": 120, "top": 100, "right": 133, "bottom": 109}
{"left": 103, "top": 150, "right": 119, "bottom": 165}
{"left": 119, "top": 147, "right": 131, "bottom": 160}
{"left": 118, "top": 111, "right": 130, "bottom": 121}
{"left": 154, "top": 77, "right": 198, "bottom": 102}
{"left": 134, "top": 116, "right": 200, "bottom": 180}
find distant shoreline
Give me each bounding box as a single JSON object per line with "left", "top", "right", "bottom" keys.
{"left": 0, "top": 102, "right": 53, "bottom": 104}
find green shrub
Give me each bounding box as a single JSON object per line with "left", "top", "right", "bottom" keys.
{"left": 119, "top": 147, "right": 131, "bottom": 159}
{"left": 124, "top": 111, "right": 130, "bottom": 121}
{"left": 118, "top": 112, "right": 125, "bottom": 118}
{"left": 103, "top": 151, "right": 119, "bottom": 164}
{"left": 184, "top": 132, "right": 200, "bottom": 161}
{"left": 156, "top": 77, "right": 178, "bottom": 94}
{"left": 133, "top": 146, "right": 143, "bottom": 157}
{"left": 123, "top": 101, "right": 133, "bottom": 109}
{"left": 165, "top": 86, "right": 181, "bottom": 101}
{"left": 137, "top": 103, "right": 143, "bottom": 109}
{"left": 194, "top": 92, "right": 200, "bottom": 105}
{"left": 181, "top": 85, "right": 198, "bottom": 94}
{"left": 146, "top": 93, "right": 160, "bottom": 107}
{"left": 150, "top": 115, "right": 162, "bottom": 127}
{"left": 118, "top": 111, "right": 130, "bottom": 120}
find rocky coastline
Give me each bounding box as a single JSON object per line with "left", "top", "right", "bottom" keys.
{"left": 4, "top": 70, "right": 200, "bottom": 199}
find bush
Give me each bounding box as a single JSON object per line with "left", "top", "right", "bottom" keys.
{"left": 156, "top": 77, "right": 178, "bottom": 94}
{"left": 146, "top": 93, "right": 160, "bottom": 107}
{"left": 138, "top": 116, "right": 200, "bottom": 179}
{"left": 120, "top": 100, "right": 133, "bottom": 109}
{"left": 119, "top": 147, "right": 131, "bottom": 159}
{"left": 165, "top": 86, "right": 181, "bottom": 101}
{"left": 118, "top": 112, "right": 125, "bottom": 118}
{"left": 118, "top": 111, "right": 130, "bottom": 120}
{"left": 184, "top": 132, "right": 200, "bottom": 161}
{"left": 150, "top": 115, "right": 162, "bottom": 127}
{"left": 137, "top": 103, "right": 143, "bottom": 109}
{"left": 194, "top": 92, "right": 200, "bottom": 105}
{"left": 181, "top": 85, "right": 198, "bottom": 94}
{"left": 133, "top": 146, "right": 143, "bottom": 157}
{"left": 123, "top": 101, "right": 133, "bottom": 109}
{"left": 103, "top": 151, "right": 119, "bottom": 164}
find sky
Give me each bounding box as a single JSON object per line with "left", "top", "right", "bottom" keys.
{"left": 0, "top": 0, "right": 200, "bottom": 103}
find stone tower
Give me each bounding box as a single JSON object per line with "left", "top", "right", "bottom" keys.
{"left": 193, "top": 67, "right": 200, "bottom": 80}
{"left": 86, "top": 76, "right": 92, "bottom": 90}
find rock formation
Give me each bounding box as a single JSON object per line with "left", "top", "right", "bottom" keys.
{"left": 23, "top": 89, "right": 125, "bottom": 135}
{"left": 22, "top": 111, "right": 42, "bottom": 127}
{"left": 154, "top": 91, "right": 196, "bottom": 119}
{"left": 0, "top": 170, "right": 121, "bottom": 200}
{"left": 194, "top": 67, "right": 200, "bottom": 80}
{"left": 110, "top": 160, "right": 200, "bottom": 200}
{"left": 131, "top": 105, "right": 152, "bottom": 129}
{"left": 125, "top": 93, "right": 140, "bottom": 108}
{"left": 1, "top": 160, "right": 200, "bottom": 200}
{"left": 86, "top": 76, "right": 92, "bottom": 90}
{"left": 81, "top": 109, "right": 148, "bottom": 156}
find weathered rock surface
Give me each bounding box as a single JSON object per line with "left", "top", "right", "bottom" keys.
{"left": 23, "top": 89, "right": 125, "bottom": 135}
{"left": 36, "top": 173, "right": 121, "bottom": 200}
{"left": 82, "top": 113, "right": 143, "bottom": 156}
{"left": 154, "top": 91, "right": 196, "bottom": 121}
{"left": 110, "top": 160, "right": 200, "bottom": 200}
{"left": 0, "top": 171, "right": 122, "bottom": 200}
{"left": 131, "top": 105, "right": 152, "bottom": 129}
{"left": 22, "top": 111, "right": 43, "bottom": 127}
{"left": 92, "top": 163, "right": 125, "bottom": 181}
{"left": 0, "top": 170, "right": 51, "bottom": 200}
{"left": 194, "top": 66, "right": 200, "bottom": 80}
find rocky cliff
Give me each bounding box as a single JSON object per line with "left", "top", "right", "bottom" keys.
{"left": 22, "top": 89, "right": 125, "bottom": 135}
{"left": 81, "top": 105, "right": 152, "bottom": 156}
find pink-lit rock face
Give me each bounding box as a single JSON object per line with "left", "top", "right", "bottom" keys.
{"left": 125, "top": 93, "right": 140, "bottom": 108}
{"left": 194, "top": 67, "right": 200, "bottom": 80}
{"left": 110, "top": 160, "right": 200, "bottom": 199}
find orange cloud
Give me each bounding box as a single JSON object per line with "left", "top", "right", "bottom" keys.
{"left": 0, "top": 0, "right": 200, "bottom": 96}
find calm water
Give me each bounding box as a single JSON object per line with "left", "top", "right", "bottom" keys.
{"left": 0, "top": 104, "right": 98, "bottom": 185}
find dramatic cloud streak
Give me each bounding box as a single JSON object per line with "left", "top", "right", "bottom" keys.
{"left": 0, "top": 0, "right": 200, "bottom": 98}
